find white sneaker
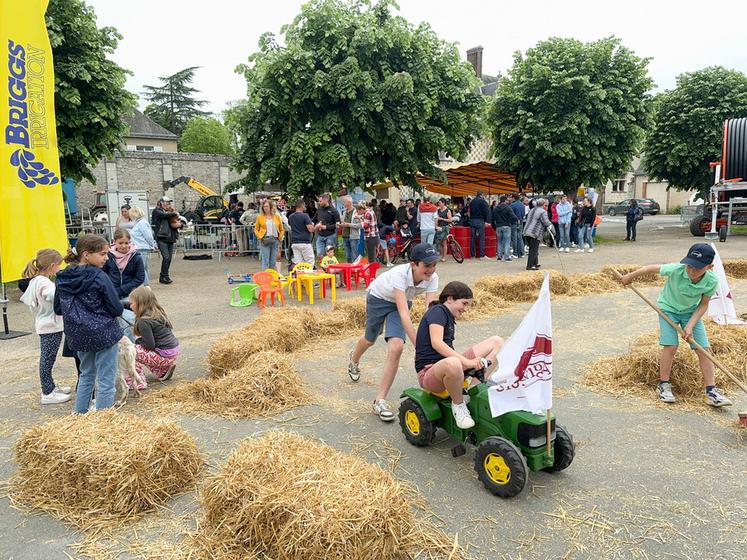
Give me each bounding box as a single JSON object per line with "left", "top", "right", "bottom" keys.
{"left": 564, "top": 247, "right": 570, "bottom": 253}
{"left": 575, "top": 249, "right": 584, "bottom": 253}
{"left": 584, "top": 244, "right": 590, "bottom": 249}
{"left": 386, "top": 263, "right": 393, "bottom": 267}
{"left": 372, "top": 399, "right": 395, "bottom": 422}
{"left": 56, "top": 385, "right": 72, "bottom": 394}
{"left": 41, "top": 387, "right": 72, "bottom": 405}
{"left": 347, "top": 351, "right": 360, "bottom": 382}
{"left": 588, "top": 248, "right": 594, "bottom": 253}
{"left": 452, "top": 402, "right": 475, "bottom": 429}
{"left": 480, "top": 256, "right": 490, "bottom": 261}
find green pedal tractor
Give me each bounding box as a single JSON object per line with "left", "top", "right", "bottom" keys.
{"left": 398, "top": 361, "right": 574, "bottom": 497}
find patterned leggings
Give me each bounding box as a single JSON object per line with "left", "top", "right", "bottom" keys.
{"left": 39, "top": 332, "right": 63, "bottom": 395}
{"left": 135, "top": 344, "right": 177, "bottom": 380}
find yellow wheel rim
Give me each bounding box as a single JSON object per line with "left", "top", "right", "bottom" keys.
{"left": 405, "top": 410, "right": 421, "bottom": 436}
{"left": 483, "top": 453, "right": 511, "bottom": 485}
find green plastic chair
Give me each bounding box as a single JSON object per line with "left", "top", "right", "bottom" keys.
{"left": 230, "top": 283, "right": 259, "bottom": 307}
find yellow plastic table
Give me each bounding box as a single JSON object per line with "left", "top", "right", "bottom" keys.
{"left": 295, "top": 272, "right": 337, "bottom": 304}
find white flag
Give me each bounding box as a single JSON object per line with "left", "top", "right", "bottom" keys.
{"left": 708, "top": 244, "right": 745, "bottom": 325}
{"left": 488, "top": 273, "right": 553, "bottom": 416}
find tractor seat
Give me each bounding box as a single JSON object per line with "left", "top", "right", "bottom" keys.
{"left": 425, "top": 379, "right": 470, "bottom": 399}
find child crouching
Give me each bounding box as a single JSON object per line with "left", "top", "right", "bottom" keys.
{"left": 128, "top": 287, "right": 179, "bottom": 387}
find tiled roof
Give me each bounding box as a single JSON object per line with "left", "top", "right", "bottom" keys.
{"left": 124, "top": 108, "right": 178, "bottom": 140}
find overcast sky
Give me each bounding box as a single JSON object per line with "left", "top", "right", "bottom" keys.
{"left": 85, "top": 0, "right": 747, "bottom": 116}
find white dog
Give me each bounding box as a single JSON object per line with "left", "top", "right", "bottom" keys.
{"left": 114, "top": 337, "right": 146, "bottom": 406}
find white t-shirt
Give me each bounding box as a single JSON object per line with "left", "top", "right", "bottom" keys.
{"left": 367, "top": 263, "right": 439, "bottom": 303}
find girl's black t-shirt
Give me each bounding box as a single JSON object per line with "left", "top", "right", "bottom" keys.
{"left": 415, "top": 303, "right": 455, "bottom": 372}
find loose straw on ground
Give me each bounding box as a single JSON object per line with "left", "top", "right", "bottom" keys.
{"left": 190, "top": 431, "right": 464, "bottom": 560}
{"left": 583, "top": 323, "right": 747, "bottom": 405}
{"left": 10, "top": 411, "right": 202, "bottom": 532}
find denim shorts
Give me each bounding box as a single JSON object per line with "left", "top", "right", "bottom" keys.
{"left": 658, "top": 311, "right": 709, "bottom": 348}
{"left": 364, "top": 293, "right": 411, "bottom": 343}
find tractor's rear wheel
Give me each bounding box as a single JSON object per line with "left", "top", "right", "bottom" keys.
{"left": 689, "top": 215, "right": 708, "bottom": 237}
{"left": 542, "top": 424, "right": 575, "bottom": 473}
{"left": 399, "top": 399, "right": 436, "bottom": 447}
{"left": 474, "top": 437, "right": 527, "bottom": 498}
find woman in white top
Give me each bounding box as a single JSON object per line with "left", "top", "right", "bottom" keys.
{"left": 115, "top": 205, "right": 133, "bottom": 230}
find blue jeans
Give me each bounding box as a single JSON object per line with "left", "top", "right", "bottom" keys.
{"left": 510, "top": 224, "right": 523, "bottom": 257}
{"left": 343, "top": 237, "right": 358, "bottom": 262}
{"left": 316, "top": 234, "right": 337, "bottom": 257}
{"left": 259, "top": 238, "right": 278, "bottom": 270}
{"left": 470, "top": 219, "right": 485, "bottom": 258}
{"left": 75, "top": 343, "right": 118, "bottom": 413}
{"left": 578, "top": 224, "right": 593, "bottom": 249}
{"left": 570, "top": 222, "right": 578, "bottom": 245}
{"left": 497, "top": 226, "right": 511, "bottom": 259}
{"left": 118, "top": 309, "right": 136, "bottom": 342}
{"left": 138, "top": 249, "right": 151, "bottom": 286}
{"left": 421, "top": 229, "right": 436, "bottom": 246}
{"left": 558, "top": 223, "right": 570, "bottom": 248}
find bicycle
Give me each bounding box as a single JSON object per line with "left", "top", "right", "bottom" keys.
{"left": 376, "top": 227, "right": 419, "bottom": 265}
{"left": 443, "top": 231, "right": 464, "bottom": 263}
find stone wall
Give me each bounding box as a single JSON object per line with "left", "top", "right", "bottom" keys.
{"left": 76, "top": 152, "right": 245, "bottom": 213}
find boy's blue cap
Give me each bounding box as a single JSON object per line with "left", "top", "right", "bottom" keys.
{"left": 680, "top": 243, "right": 715, "bottom": 269}
{"left": 410, "top": 243, "right": 439, "bottom": 264}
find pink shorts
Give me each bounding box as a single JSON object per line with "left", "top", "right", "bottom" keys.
{"left": 417, "top": 347, "right": 477, "bottom": 393}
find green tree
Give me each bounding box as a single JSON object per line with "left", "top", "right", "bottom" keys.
{"left": 180, "top": 117, "right": 234, "bottom": 155}
{"left": 143, "top": 67, "right": 209, "bottom": 135}
{"left": 489, "top": 37, "right": 653, "bottom": 192}
{"left": 226, "top": 0, "right": 484, "bottom": 197}
{"left": 46, "top": 0, "right": 136, "bottom": 183}
{"left": 643, "top": 66, "right": 747, "bottom": 194}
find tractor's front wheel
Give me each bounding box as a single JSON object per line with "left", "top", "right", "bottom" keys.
{"left": 542, "top": 424, "right": 575, "bottom": 473}
{"left": 474, "top": 437, "right": 527, "bottom": 498}
{"left": 399, "top": 399, "right": 437, "bottom": 447}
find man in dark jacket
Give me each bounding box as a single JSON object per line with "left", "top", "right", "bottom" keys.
{"left": 314, "top": 192, "right": 341, "bottom": 259}
{"left": 491, "top": 195, "right": 519, "bottom": 262}
{"left": 151, "top": 196, "right": 179, "bottom": 284}
{"left": 509, "top": 194, "right": 526, "bottom": 258}
{"left": 468, "top": 191, "right": 490, "bottom": 259}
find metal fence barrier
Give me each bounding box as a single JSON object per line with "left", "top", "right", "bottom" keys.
{"left": 177, "top": 224, "right": 263, "bottom": 260}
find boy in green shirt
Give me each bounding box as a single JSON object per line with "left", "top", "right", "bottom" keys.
{"left": 620, "top": 243, "right": 732, "bottom": 407}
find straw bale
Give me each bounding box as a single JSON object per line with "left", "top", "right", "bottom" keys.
{"left": 150, "top": 350, "right": 311, "bottom": 419}
{"left": 475, "top": 271, "right": 570, "bottom": 301}
{"left": 325, "top": 297, "right": 368, "bottom": 332}
{"left": 583, "top": 323, "right": 747, "bottom": 402}
{"left": 207, "top": 307, "right": 318, "bottom": 377}
{"left": 600, "top": 264, "right": 663, "bottom": 285}
{"left": 11, "top": 411, "right": 201, "bottom": 530}
{"left": 191, "top": 431, "right": 462, "bottom": 560}
{"left": 566, "top": 272, "right": 623, "bottom": 297}
{"left": 722, "top": 259, "right": 747, "bottom": 279}
{"left": 463, "top": 288, "right": 511, "bottom": 321}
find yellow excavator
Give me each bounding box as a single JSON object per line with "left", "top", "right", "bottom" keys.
{"left": 165, "top": 176, "right": 227, "bottom": 223}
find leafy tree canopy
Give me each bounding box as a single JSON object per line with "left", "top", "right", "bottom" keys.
{"left": 180, "top": 117, "right": 234, "bottom": 155}
{"left": 226, "top": 0, "right": 484, "bottom": 197}
{"left": 643, "top": 66, "right": 747, "bottom": 193}
{"left": 46, "top": 0, "right": 136, "bottom": 183}
{"left": 143, "top": 67, "right": 209, "bottom": 136}
{"left": 490, "top": 36, "right": 653, "bottom": 193}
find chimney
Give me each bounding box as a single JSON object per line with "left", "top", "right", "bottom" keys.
{"left": 466, "top": 46, "right": 483, "bottom": 79}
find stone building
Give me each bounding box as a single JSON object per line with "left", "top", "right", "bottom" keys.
{"left": 75, "top": 110, "right": 244, "bottom": 213}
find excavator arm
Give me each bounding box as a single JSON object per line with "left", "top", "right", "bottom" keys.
{"left": 167, "top": 176, "right": 220, "bottom": 198}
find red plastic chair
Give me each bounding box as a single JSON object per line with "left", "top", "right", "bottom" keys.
{"left": 253, "top": 271, "right": 285, "bottom": 308}
{"left": 353, "top": 261, "right": 381, "bottom": 288}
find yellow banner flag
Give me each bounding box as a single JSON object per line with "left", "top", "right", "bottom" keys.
{"left": 0, "top": 0, "right": 68, "bottom": 282}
